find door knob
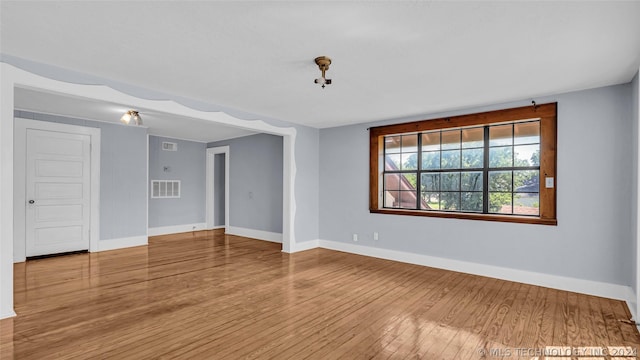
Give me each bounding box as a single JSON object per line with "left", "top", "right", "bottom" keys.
{"left": 28, "top": 200, "right": 35, "bottom": 204}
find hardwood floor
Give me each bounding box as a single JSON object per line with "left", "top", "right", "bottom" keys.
{"left": 1, "top": 230, "right": 639, "bottom": 359}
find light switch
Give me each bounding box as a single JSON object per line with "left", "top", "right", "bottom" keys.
{"left": 545, "top": 177, "right": 554, "bottom": 188}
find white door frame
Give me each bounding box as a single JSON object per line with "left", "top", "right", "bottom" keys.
{"left": 206, "top": 146, "right": 230, "bottom": 232}
{"left": 635, "top": 66, "right": 640, "bottom": 326}
{"left": 14, "top": 119, "right": 101, "bottom": 262}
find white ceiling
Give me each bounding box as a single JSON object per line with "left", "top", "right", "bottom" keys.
{"left": 2, "top": 1, "right": 640, "bottom": 132}
{"left": 13, "top": 87, "right": 256, "bottom": 143}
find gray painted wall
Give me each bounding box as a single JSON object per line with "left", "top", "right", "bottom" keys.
{"left": 319, "top": 83, "right": 634, "bottom": 286}
{"left": 632, "top": 70, "right": 639, "bottom": 303}
{"left": 14, "top": 110, "right": 148, "bottom": 240}
{"left": 214, "top": 153, "right": 225, "bottom": 226}
{"left": 293, "top": 126, "right": 320, "bottom": 242}
{"left": 208, "top": 133, "right": 283, "bottom": 233}
{"left": 148, "top": 136, "right": 206, "bottom": 228}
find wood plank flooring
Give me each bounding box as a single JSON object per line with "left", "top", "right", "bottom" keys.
{"left": 1, "top": 230, "right": 638, "bottom": 359}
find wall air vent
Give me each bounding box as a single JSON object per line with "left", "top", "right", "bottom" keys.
{"left": 162, "top": 142, "right": 177, "bottom": 151}
{"left": 151, "top": 180, "right": 181, "bottom": 198}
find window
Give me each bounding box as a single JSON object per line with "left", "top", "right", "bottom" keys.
{"left": 369, "top": 103, "right": 557, "bottom": 225}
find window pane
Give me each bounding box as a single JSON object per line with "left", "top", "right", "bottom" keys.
{"left": 462, "top": 127, "right": 484, "bottom": 148}
{"left": 489, "top": 146, "right": 513, "bottom": 168}
{"left": 462, "top": 148, "right": 483, "bottom": 168}
{"left": 514, "top": 193, "right": 539, "bottom": 215}
{"left": 514, "top": 145, "right": 539, "bottom": 166}
{"left": 441, "top": 130, "right": 461, "bottom": 150}
{"left": 403, "top": 173, "right": 417, "bottom": 189}
{"left": 421, "top": 192, "right": 439, "bottom": 210}
{"left": 490, "top": 124, "right": 512, "bottom": 146}
{"left": 441, "top": 172, "right": 460, "bottom": 191}
{"left": 384, "top": 190, "right": 400, "bottom": 208}
{"left": 461, "top": 192, "right": 483, "bottom": 212}
{"left": 401, "top": 153, "right": 418, "bottom": 170}
{"left": 514, "top": 170, "right": 539, "bottom": 193}
{"left": 384, "top": 174, "right": 400, "bottom": 190}
{"left": 461, "top": 171, "right": 483, "bottom": 191}
{"left": 401, "top": 135, "right": 418, "bottom": 153}
{"left": 385, "top": 190, "right": 419, "bottom": 209}
{"left": 385, "top": 136, "right": 401, "bottom": 153}
{"left": 489, "top": 192, "right": 512, "bottom": 214}
{"left": 385, "top": 154, "right": 401, "bottom": 170}
{"left": 421, "top": 173, "right": 439, "bottom": 192}
{"left": 421, "top": 151, "right": 440, "bottom": 169}
{"left": 514, "top": 121, "right": 540, "bottom": 145}
{"left": 385, "top": 173, "right": 419, "bottom": 191}
{"left": 441, "top": 150, "right": 461, "bottom": 169}
{"left": 398, "top": 190, "right": 418, "bottom": 209}
{"left": 489, "top": 171, "right": 512, "bottom": 192}
{"left": 422, "top": 132, "right": 440, "bottom": 151}
{"left": 440, "top": 192, "right": 460, "bottom": 211}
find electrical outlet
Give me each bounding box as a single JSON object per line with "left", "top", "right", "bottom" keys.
{"left": 352, "top": 234, "right": 358, "bottom": 242}
{"left": 373, "top": 232, "right": 379, "bottom": 241}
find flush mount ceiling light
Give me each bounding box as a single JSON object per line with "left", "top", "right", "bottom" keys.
{"left": 314, "top": 56, "right": 332, "bottom": 89}
{"left": 120, "top": 110, "right": 143, "bottom": 125}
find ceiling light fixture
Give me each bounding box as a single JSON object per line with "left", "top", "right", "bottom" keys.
{"left": 314, "top": 56, "right": 332, "bottom": 89}
{"left": 120, "top": 110, "right": 143, "bottom": 125}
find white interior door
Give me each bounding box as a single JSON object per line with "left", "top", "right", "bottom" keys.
{"left": 25, "top": 129, "right": 91, "bottom": 257}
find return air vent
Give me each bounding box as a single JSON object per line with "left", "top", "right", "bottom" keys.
{"left": 151, "top": 180, "right": 180, "bottom": 198}
{"left": 162, "top": 142, "right": 177, "bottom": 151}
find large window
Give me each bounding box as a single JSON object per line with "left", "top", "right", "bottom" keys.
{"left": 369, "top": 103, "right": 557, "bottom": 225}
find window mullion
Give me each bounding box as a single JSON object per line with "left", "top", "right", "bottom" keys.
{"left": 383, "top": 138, "right": 388, "bottom": 208}
{"left": 416, "top": 134, "right": 422, "bottom": 210}
{"left": 483, "top": 126, "right": 490, "bottom": 213}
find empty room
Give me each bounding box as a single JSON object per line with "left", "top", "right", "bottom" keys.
{"left": 1, "top": 1, "right": 640, "bottom": 359}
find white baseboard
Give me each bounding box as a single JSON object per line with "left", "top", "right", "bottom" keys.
{"left": 226, "top": 226, "right": 282, "bottom": 243}
{"left": 0, "top": 310, "right": 17, "bottom": 320}
{"left": 317, "top": 240, "right": 635, "bottom": 308}
{"left": 624, "top": 287, "right": 638, "bottom": 322}
{"left": 97, "top": 235, "right": 148, "bottom": 252}
{"left": 148, "top": 222, "right": 207, "bottom": 236}
{"left": 289, "top": 239, "right": 320, "bottom": 253}
{"left": 210, "top": 225, "right": 225, "bottom": 230}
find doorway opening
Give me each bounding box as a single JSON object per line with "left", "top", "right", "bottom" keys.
{"left": 1, "top": 64, "right": 297, "bottom": 319}
{"left": 206, "top": 146, "right": 229, "bottom": 232}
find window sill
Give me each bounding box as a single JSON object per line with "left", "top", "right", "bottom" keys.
{"left": 370, "top": 208, "right": 557, "bottom": 226}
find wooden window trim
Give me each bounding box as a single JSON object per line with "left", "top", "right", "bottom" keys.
{"left": 369, "top": 103, "right": 557, "bottom": 225}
